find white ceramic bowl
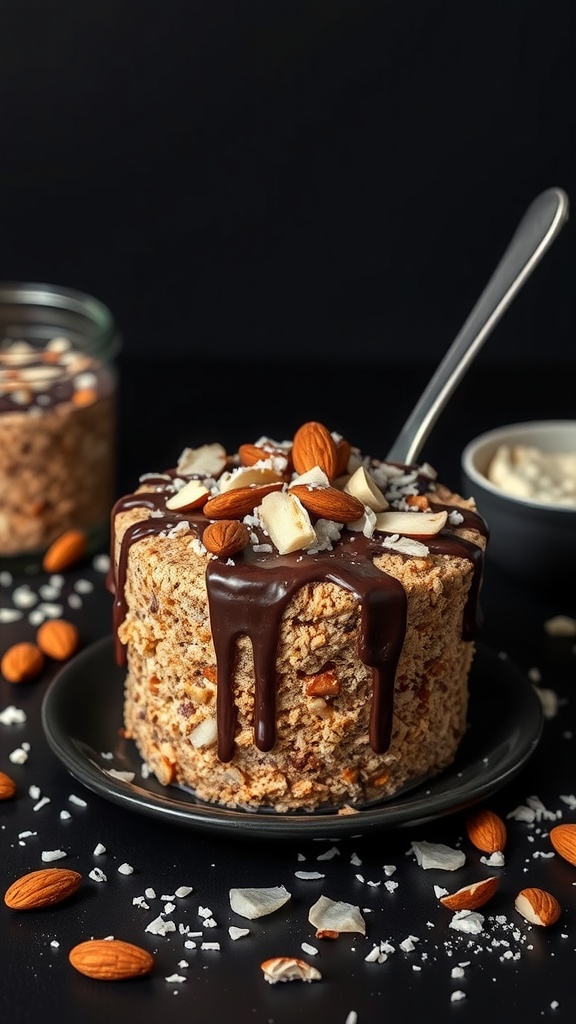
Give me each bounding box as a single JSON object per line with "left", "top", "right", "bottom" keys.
{"left": 461, "top": 420, "right": 576, "bottom": 587}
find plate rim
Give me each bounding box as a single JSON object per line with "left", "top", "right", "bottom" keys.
{"left": 41, "top": 636, "right": 543, "bottom": 839}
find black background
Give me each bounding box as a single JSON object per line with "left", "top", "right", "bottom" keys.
{"left": 0, "top": 0, "right": 574, "bottom": 367}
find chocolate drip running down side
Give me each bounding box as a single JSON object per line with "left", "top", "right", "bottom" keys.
{"left": 206, "top": 547, "right": 407, "bottom": 761}
{"left": 110, "top": 480, "right": 487, "bottom": 764}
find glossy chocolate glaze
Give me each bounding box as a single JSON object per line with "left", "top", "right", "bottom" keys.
{"left": 109, "top": 469, "right": 488, "bottom": 763}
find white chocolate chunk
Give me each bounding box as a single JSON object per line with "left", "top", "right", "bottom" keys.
{"left": 374, "top": 509, "right": 448, "bottom": 536}
{"left": 344, "top": 465, "right": 389, "bottom": 511}
{"left": 258, "top": 492, "right": 317, "bottom": 554}
{"left": 166, "top": 479, "right": 210, "bottom": 511}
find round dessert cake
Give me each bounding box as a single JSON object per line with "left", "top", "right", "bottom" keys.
{"left": 109, "top": 420, "right": 488, "bottom": 813}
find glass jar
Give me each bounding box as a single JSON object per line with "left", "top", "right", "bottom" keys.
{"left": 0, "top": 282, "right": 122, "bottom": 568}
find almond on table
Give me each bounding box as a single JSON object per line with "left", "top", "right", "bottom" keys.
{"left": 42, "top": 528, "right": 87, "bottom": 573}
{"left": 465, "top": 808, "right": 507, "bottom": 853}
{"left": 36, "top": 619, "right": 80, "bottom": 660}
{"left": 69, "top": 938, "right": 154, "bottom": 980}
{"left": 0, "top": 642, "right": 44, "bottom": 683}
{"left": 0, "top": 770, "right": 16, "bottom": 800}
{"left": 4, "top": 868, "right": 82, "bottom": 910}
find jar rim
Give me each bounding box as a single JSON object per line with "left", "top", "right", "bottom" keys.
{"left": 0, "top": 281, "right": 122, "bottom": 361}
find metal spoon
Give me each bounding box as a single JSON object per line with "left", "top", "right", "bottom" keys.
{"left": 386, "top": 186, "right": 569, "bottom": 465}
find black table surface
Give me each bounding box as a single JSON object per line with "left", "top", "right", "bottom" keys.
{"left": 1, "top": 357, "right": 576, "bottom": 1024}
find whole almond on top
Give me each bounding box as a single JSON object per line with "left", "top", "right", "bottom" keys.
{"left": 292, "top": 421, "right": 338, "bottom": 480}
{"left": 203, "top": 520, "right": 250, "bottom": 558}
{"left": 439, "top": 876, "right": 499, "bottom": 911}
{"left": 549, "top": 823, "right": 576, "bottom": 866}
{"left": 1, "top": 642, "right": 44, "bottom": 683}
{"left": 238, "top": 443, "right": 290, "bottom": 468}
{"left": 465, "top": 808, "right": 507, "bottom": 853}
{"left": 0, "top": 770, "right": 16, "bottom": 800}
{"left": 334, "top": 437, "right": 351, "bottom": 477}
{"left": 37, "top": 619, "right": 80, "bottom": 661}
{"left": 69, "top": 938, "right": 154, "bottom": 980}
{"left": 203, "top": 482, "right": 282, "bottom": 520}
{"left": 43, "top": 529, "right": 87, "bottom": 573}
{"left": 289, "top": 484, "right": 364, "bottom": 524}
{"left": 514, "top": 887, "right": 561, "bottom": 927}
{"left": 5, "top": 867, "right": 82, "bottom": 909}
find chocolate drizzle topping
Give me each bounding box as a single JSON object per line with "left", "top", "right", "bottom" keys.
{"left": 108, "top": 467, "right": 488, "bottom": 764}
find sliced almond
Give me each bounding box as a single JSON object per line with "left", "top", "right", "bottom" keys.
{"left": 344, "top": 465, "right": 389, "bottom": 512}
{"left": 261, "top": 957, "right": 321, "bottom": 984}
{"left": 439, "top": 876, "right": 499, "bottom": 911}
{"left": 308, "top": 895, "right": 365, "bottom": 935}
{"left": 176, "top": 443, "right": 227, "bottom": 477}
{"left": 514, "top": 887, "right": 561, "bottom": 927}
{"left": 258, "top": 491, "right": 317, "bottom": 554}
{"left": 374, "top": 509, "right": 448, "bottom": 537}
{"left": 289, "top": 466, "right": 330, "bottom": 488}
{"left": 218, "top": 465, "right": 284, "bottom": 492}
{"left": 166, "top": 479, "right": 210, "bottom": 511}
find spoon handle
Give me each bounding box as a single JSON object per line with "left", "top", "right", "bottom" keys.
{"left": 386, "top": 186, "right": 569, "bottom": 465}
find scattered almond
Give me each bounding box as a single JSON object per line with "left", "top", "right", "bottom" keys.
{"left": 465, "top": 808, "right": 507, "bottom": 853}
{"left": 1, "top": 642, "right": 44, "bottom": 683}
{"left": 289, "top": 484, "right": 364, "bottom": 524}
{"left": 514, "top": 887, "right": 561, "bottom": 927}
{"left": 304, "top": 669, "right": 340, "bottom": 697}
{"left": 203, "top": 483, "right": 283, "bottom": 520}
{"left": 261, "top": 957, "right": 322, "bottom": 984}
{"left": 0, "top": 770, "right": 16, "bottom": 800}
{"left": 36, "top": 619, "right": 80, "bottom": 660}
{"left": 203, "top": 520, "right": 250, "bottom": 558}
{"left": 292, "top": 421, "right": 338, "bottom": 480}
{"left": 69, "top": 938, "right": 154, "bottom": 980}
{"left": 439, "top": 876, "right": 499, "bottom": 911}
{"left": 4, "top": 867, "right": 82, "bottom": 909}
{"left": 549, "top": 823, "right": 576, "bottom": 865}
{"left": 42, "top": 529, "right": 87, "bottom": 573}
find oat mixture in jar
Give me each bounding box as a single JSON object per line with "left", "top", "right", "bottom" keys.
{"left": 0, "top": 283, "right": 121, "bottom": 562}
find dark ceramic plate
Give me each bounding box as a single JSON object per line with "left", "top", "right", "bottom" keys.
{"left": 41, "top": 636, "right": 543, "bottom": 840}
